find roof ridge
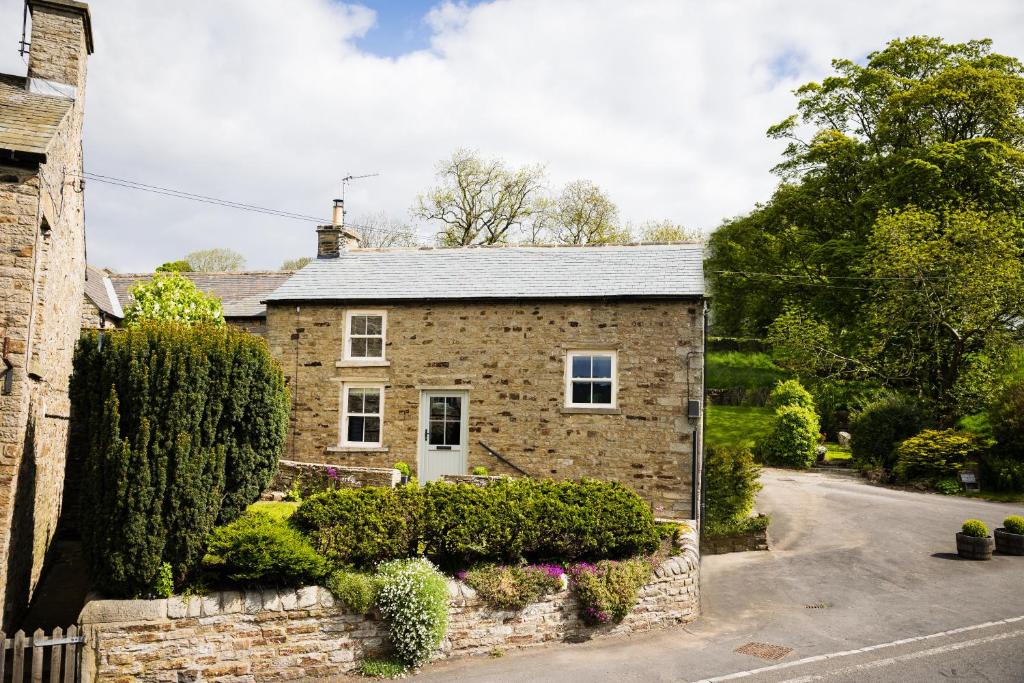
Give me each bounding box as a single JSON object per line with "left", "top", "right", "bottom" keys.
{"left": 347, "top": 241, "right": 703, "bottom": 254}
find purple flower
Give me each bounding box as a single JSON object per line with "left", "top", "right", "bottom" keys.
{"left": 583, "top": 607, "right": 610, "bottom": 624}
{"left": 326, "top": 466, "right": 338, "bottom": 481}
{"left": 528, "top": 563, "right": 566, "bottom": 579}
{"left": 455, "top": 570, "right": 468, "bottom": 581}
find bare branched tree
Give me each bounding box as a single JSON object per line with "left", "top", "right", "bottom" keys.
{"left": 184, "top": 248, "right": 246, "bottom": 272}
{"left": 351, "top": 212, "right": 421, "bottom": 248}
{"left": 280, "top": 256, "right": 312, "bottom": 270}
{"left": 414, "top": 149, "right": 548, "bottom": 246}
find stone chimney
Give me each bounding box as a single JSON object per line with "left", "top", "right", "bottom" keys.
{"left": 26, "top": 0, "right": 94, "bottom": 98}
{"left": 317, "top": 199, "right": 361, "bottom": 258}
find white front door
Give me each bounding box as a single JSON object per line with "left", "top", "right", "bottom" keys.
{"left": 418, "top": 391, "right": 468, "bottom": 483}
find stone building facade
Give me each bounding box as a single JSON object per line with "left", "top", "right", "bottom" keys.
{"left": 0, "top": 0, "right": 93, "bottom": 629}
{"left": 265, "top": 228, "right": 706, "bottom": 520}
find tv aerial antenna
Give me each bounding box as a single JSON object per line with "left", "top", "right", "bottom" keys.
{"left": 341, "top": 173, "right": 380, "bottom": 202}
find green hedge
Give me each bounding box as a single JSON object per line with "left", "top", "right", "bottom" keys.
{"left": 290, "top": 486, "right": 422, "bottom": 567}
{"left": 292, "top": 479, "right": 659, "bottom": 570}
{"left": 70, "top": 323, "right": 289, "bottom": 597}
{"left": 989, "top": 378, "right": 1024, "bottom": 460}
{"left": 767, "top": 379, "right": 815, "bottom": 412}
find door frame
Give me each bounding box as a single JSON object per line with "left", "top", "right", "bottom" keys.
{"left": 417, "top": 389, "right": 470, "bottom": 482}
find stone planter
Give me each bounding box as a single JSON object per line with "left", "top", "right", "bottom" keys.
{"left": 994, "top": 528, "right": 1024, "bottom": 555}
{"left": 956, "top": 532, "right": 994, "bottom": 560}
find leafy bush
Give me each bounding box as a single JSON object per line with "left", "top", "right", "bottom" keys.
{"left": 989, "top": 378, "right": 1024, "bottom": 460}
{"left": 768, "top": 379, "right": 815, "bottom": 411}
{"left": 569, "top": 558, "right": 652, "bottom": 625}
{"left": 471, "top": 466, "right": 490, "bottom": 476}
{"left": 206, "top": 512, "right": 326, "bottom": 586}
{"left": 934, "top": 478, "right": 962, "bottom": 495}
{"left": 123, "top": 272, "right": 223, "bottom": 326}
{"left": 153, "top": 563, "right": 174, "bottom": 599}
{"left": 756, "top": 405, "right": 819, "bottom": 468}
{"left": 961, "top": 519, "right": 989, "bottom": 538}
{"left": 1003, "top": 516, "right": 1024, "bottom": 535}
{"left": 375, "top": 558, "right": 449, "bottom": 667}
{"left": 326, "top": 570, "right": 378, "bottom": 614}
{"left": 291, "top": 487, "right": 422, "bottom": 568}
{"left": 70, "top": 323, "right": 289, "bottom": 597}
{"left": 892, "top": 429, "right": 983, "bottom": 483}
{"left": 980, "top": 455, "right": 1024, "bottom": 492}
{"left": 393, "top": 462, "right": 411, "bottom": 478}
{"left": 462, "top": 564, "right": 564, "bottom": 610}
{"left": 358, "top": 656, "right": 408, "bottom": 679}
{"left": 704, "top": 445, "right": 762, "bottom": 524}
{"left": 850, "top": 393, "right": 929, "bottom": 469}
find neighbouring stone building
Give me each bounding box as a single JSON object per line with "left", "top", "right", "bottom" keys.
{"left": 81, "top": 265, "right": 293, "bottom": 336}
{"left": 264, "top": 216, "right": 707, "bottom": 520}
{"left": 0, "top": 0, "right": 93, "bottom": 629}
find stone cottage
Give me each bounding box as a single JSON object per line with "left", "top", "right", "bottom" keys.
{"left": 265, "top": 218, "right": 706, "bottom": 520}
{"left": 81, "top": 265, "right": 293, "bottom": 336}
{"left": 0, "top": 0, "right": 93, "bottom": 629}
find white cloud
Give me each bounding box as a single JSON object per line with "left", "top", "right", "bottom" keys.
{"left": 1, "top": 0, "right": 1022, "bottom": 271}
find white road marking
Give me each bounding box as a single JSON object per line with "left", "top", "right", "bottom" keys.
{"left": 692, "top": 614, "right": 1024, "bottom": 683}
{"left": 775, "top": 629, "right": 1024, "bottom": 682}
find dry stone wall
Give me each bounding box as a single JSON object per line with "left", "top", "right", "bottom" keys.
{"left": 266, "top": 299, "right": 705, "bottom": 519}
{"left": 79, "top": 538, "right": 699, "bottom": 682}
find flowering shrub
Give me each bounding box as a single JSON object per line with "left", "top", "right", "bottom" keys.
{"left": 569, "top": 558, "right": 653, "bottom": 626}
{"left": 462, "top": 564, "right": 565, "bottom": 610}
{"left": 375, "top": 558, "right": 449, "bottom": 667}
{"left": 123, "top": 271, "right": 224, "bottom": 326}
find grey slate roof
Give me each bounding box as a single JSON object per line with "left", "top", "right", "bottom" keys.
{"left": 109, "top": 271, "right": 294, "bottom": 319}
{"left": 84, "top": 264, "right": 123, "bottom": 318}
{"left": 0, "top": 74, "right": 72, "bottom": 160}
{"left": 265, "top": 243, "right": 705, "bottom": 303}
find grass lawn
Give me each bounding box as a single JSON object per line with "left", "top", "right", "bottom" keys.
{"left": 248, "top": 500, "right": 299, "bottom": 520}
{"left": 824, "top": 443, "right": 852, "bottom": 460}
{"left": 706, "top": 352, "right": 788, "bottom": 390}
{"left": 963, "top": 490, "right": 1024, "bottom": 504}
{"left": 706, "top": 405, "right": 774, "bottom": 448}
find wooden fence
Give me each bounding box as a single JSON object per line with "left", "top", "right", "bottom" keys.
{"left": 1, "top": 626, "right": 82, "bottom": 683}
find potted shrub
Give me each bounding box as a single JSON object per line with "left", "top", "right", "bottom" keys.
{"left": 393, "top": 461, "right": 411, "bottom": 485}
{"left": 995, "top": 515, "right": 1024, "bottom": 556}
{"left": 956, "top": 519, "right": 994, "bottom": 560}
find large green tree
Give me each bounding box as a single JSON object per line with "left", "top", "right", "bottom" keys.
{"left": 707, "top": 36, "right": 1024, "bottom": 336}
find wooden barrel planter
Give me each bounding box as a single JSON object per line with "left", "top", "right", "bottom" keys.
{"left": 994, "top": 528, "right": 1024, "bottom": 556}
{"left": 956, "top": 532, "right": 994, "bottom": 560}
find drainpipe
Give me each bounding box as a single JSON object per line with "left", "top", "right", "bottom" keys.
{"left": 1, "top": 337, "right": 13, "bottom": 395}
{"left": 699, "top": 301, "right": 709, "bottom": 533}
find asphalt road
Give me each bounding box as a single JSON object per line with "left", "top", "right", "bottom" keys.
{"left": 409, "top": 469, "right": 1024, "bottom": 682}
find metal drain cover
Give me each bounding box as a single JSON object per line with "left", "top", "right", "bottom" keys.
{"left": 734, "top": 641, "right": 794, "bottom": 661}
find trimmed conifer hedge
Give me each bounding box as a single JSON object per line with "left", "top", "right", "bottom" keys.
{"left": 70, "top": 323, "right": 289, "bottom": 598}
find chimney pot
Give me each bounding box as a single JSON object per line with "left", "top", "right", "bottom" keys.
{"left": 332, "top": 199, "right": 344, "bottom": 227}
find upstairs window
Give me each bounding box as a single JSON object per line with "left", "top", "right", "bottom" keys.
{"left": 565, "top": 351, "right": 617, "bottom": 408}
{"left": 345, "top": 310, "right": 386, "bottom": 360}
{"left": 342, "top": 385, "right": 383, "bottom": 446}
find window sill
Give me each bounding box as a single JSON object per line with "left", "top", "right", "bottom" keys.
{"left": 560, "top": 407, "right": 621, "bottom": 415}
{"left": 336, "top": 359, "right": 390, "bottom": 368}
{"left": 326, "top": 445, "right": 390, "bottom": 453}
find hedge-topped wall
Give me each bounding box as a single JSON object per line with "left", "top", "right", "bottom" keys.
{"left": 78, "top": 530, "right": 698, "bottom": 682}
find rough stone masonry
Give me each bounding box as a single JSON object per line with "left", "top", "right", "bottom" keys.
{"left": 0, "top": 0, "right": 93, "bottom": 629}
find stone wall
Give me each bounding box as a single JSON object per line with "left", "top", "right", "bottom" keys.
{"left": 79, "top": 537, "right": 699, "bottom": 681}
{"left": 701, "top": 517, "right": 770, "bottom": 555}
{"left": 268, "top": 459, "right": 399, "bottom": 497}
{"left": 0, "top": 1, "right": 90, "bottom": 629}
{"left": 266, "top": 299, "right": 705, "bottom": 519}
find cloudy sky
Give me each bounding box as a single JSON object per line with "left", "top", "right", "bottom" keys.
{"left": 2, "top": 0, "right": 1023, "bottom": 272}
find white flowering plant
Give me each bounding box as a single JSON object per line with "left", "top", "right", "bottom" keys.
{"left": 123, "top": 272, "right": 224, "bottom": 326}
{"left": 374, "top": 558, "right": 449, "bottom": 667}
